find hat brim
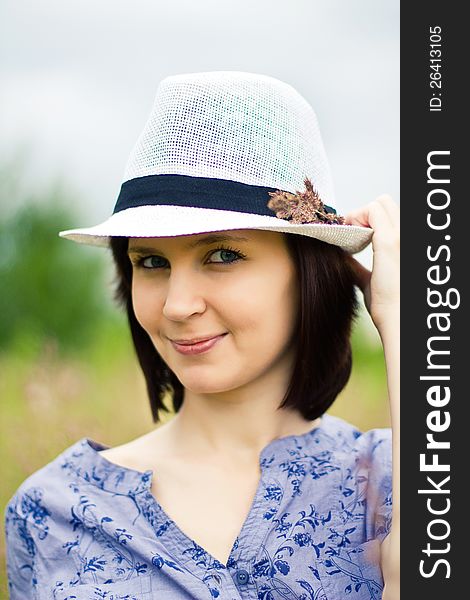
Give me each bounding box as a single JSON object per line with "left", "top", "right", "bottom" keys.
{"left": 59, "top": 205, "right": 372, "bottom": 254}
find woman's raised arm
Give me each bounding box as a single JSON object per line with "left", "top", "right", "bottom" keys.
{"left": 345, "top": 195, "right": 400, "bottom": 600}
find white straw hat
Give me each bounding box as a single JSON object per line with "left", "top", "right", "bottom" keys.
{"left": 59, "top": 71, "right": 372, "bottom": 254}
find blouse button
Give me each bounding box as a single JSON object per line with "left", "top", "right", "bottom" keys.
{"left": 235, "top": 569, "right": 250, "bottom": 585}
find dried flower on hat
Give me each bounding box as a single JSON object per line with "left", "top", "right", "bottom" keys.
{"left": 267, "top": 177, "right": 345, "bottom": 225}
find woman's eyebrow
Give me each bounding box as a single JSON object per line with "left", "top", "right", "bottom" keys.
{"left": 127, "top": 233, "right": 251, "bottom": 255}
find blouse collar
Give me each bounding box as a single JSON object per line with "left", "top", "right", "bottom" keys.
{"left": 60, "top": 413, "right": 338, "bottom": 495}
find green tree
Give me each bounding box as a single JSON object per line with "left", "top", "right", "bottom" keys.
{"left": 0, "top": 174, "right": 115, "bottom": 356}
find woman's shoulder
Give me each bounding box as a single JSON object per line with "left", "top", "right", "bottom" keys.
{"left": 3, "top": 436, "right": 155, "bottom": 597}
{"left": 5, "top": 434, "right": 150, "bottom": 523}
{"left": 321, "top": 412, "right": 392, "bottom": 452}
{"left": 5, "top": 438, "right": 96, "bottom": 516}
{"left": 315, "top": 413, "right": 392, "bottom": 477}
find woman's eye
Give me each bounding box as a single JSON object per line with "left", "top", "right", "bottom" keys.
{"left": 208, "top": 248, "right": 244, "bottom": 264}
{"left": 141, "top": 256, "right": 167, "bottom": 269}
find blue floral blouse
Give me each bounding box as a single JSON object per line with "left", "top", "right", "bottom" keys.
{"left": 4, "top": 413, "right": 392, "bottom": 600}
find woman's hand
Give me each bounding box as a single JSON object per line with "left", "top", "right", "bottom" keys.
{"left": 344, "top": 195, "right": 400, "bottom": 332}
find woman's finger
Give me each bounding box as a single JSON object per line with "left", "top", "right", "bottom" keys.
{"left": 344, "top": 195, "right": 399, "bottom": 232}
{"left": 343, "top": 205, "right": 372, "bottom": 228}
{"left": 345, "top": 199, "right": 399, "bottom": 251}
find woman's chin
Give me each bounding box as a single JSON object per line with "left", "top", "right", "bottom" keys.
{"left": 176, "top": 372, "right": 245, "bottom": 395}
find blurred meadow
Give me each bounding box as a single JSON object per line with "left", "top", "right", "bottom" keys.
{"left": 0, "top": 166, "right": 390, "bottom": 596}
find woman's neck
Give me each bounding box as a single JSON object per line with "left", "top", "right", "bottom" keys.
{"left": 159, "top": 362, "right": 320, "bottom": 463}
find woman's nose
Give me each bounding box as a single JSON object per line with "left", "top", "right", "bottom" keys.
{"left": 162, "top": 269, "right": 207, "bottom": 321}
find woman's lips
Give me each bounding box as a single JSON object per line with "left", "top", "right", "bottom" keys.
{"left": 170, "top": 333, "right": 227, "bottom": 355}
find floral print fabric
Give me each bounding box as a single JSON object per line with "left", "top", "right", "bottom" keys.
{"left": 4, "top": 414, "right": 392, "bottom": 599}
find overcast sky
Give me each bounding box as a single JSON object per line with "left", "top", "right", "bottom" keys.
{"left": 0, "top": 0, "right": 399, "bottom": 266}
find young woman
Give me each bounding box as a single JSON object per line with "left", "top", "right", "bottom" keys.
{"left": 5, "top": 71, "right": 399, "bottom": 600}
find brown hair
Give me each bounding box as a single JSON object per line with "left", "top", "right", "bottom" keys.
{"left": 109, "top": 233, "right": 359, "bottom": 423}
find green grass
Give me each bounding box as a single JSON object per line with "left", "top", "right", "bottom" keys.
{"left": 0, "top": 313, "right": 390, "bottom": 597}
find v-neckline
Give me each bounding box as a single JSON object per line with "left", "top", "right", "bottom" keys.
{"left": 79, "top": 415, "right": 328, "bottom": 574}
{"left": 140, "top": 462, "right": 271, "bottom": 569}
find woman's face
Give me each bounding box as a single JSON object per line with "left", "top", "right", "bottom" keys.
{"left": 128, "top": 229, "right": 299, "bottom": 395}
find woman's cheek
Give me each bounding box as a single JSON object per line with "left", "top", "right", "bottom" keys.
{"left": 132, "top": 283, "right": 159, "bottom": 334}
